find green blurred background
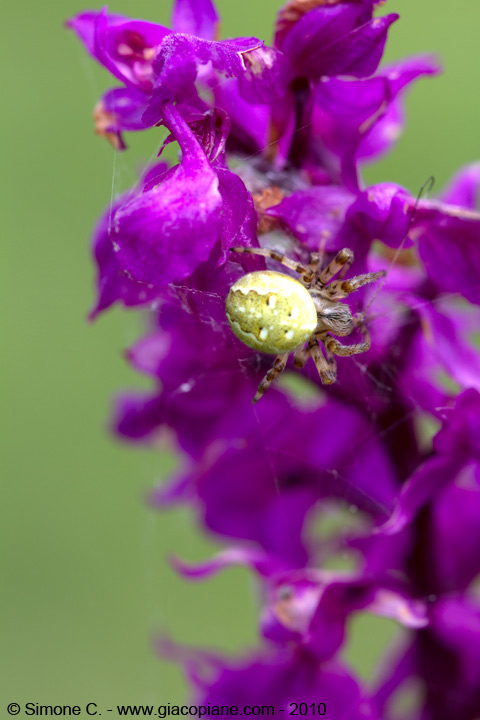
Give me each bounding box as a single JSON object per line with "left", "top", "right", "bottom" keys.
{"left": 2, "top": 0, "right": 479, "bottom": 712}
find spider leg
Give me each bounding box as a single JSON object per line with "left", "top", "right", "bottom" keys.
{"left": 309, "top": 340, "right": 336, "bottom": 384}
{"left": 230, "top": 247, "right": 314, "bottom": 284}
{"left": 294, "top": 339, "right": 336, "bottom": 384}
{"left": 253, "top": 352, "right": 289, "bottom": 403}
{"left": 307, "top": 232, "right": 330, "bottom": 276}
{"left": 323, "top": 317, "right": 371, "bottom": 357}
{"left": 316, "top": 248, "right": 354, "bottom": 286}
{"left": 293, "top": 345, "right": 309, "bottom": 369}
{"left": 307, "top": 252, "right": 322, "bottom": 276}
{"left": 324, "top": 344, "right": 338, "bottom": 379}
{"left": 325, "top": 270, "right": 386, "bottom": 300}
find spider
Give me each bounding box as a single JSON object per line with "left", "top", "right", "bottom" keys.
{"left": 225, "top": 246, "right": 385, "bottom": 402}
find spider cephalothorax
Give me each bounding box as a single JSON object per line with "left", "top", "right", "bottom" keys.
{"left": 226, "top": 246, "right": 385, "bottom": 402}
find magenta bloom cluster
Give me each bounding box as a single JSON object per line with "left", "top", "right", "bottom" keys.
{"left": 69, "top": 0, "right": 480, "bottom": 716}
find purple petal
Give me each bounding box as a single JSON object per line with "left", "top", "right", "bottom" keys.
{"left": 314, "top": 74, "right": 389, "bottom": 189}
{"left": 371, "top": 643, "right": 416, "bottom": 715}
{"left": 383, "top": 54, "right": 441, "bottom": 96}
{"left": 346, "top": 183, "right": 412, "bottom": 248}
{"left": 440, "top": 161, "right": 480, "bottom": 209}
{"left": 312, "top": 56, "right": 439, "bottom": 190}
{"left": 113, "top": 167, "right": 220, "bottom": 287}
{"left": 262, "top": 573, "right": 323, "bottom": 644}
{"left": 67, "top": 9, "right": 170, "bottom": 90}
{"left": 67, "top": 10, "right": 124, "bottom": 56}
{"left": 171, "top": 0, "right": 219, "bottom": 40}
{"left": 308, "top": 579, "right": 427, "bottom": 660}
{"left": 275, "top": 2, "right": 369, "bottom": 52}
{"left": 266, "top": 185, "right": 356, "bottom": 252}
{"left": 187, "top": 649, "right": 376, "bottom": 719}
{"left": 432, "top": 596, "right": 480, "bottom": 676}
{"left": 101, "top": 87, "right": 150, "bottom": 131}
{"left": 216, "top": 168, "right": 259, "bottom": 263}
{"left": 307, "top": 14, "right": 399, "bottom": 79}
{"left": 89, "top": 185, "right": 166, "bottom": 318}
{"left": 356, "top": 99, "right": 404, "bottom": 162}
{"left": 149, "top": 33, "right": 262, "bottom": 109}
{"left": 114, "top": 392, "right": 166, "bottom": 441}
{"left": 93, "top": 87, "right": 152, "bottom": 149}
{"left": 171, "top": 547, "right": 286, "bottom": 580}
{"left": 379, "top": 456, "right": 455, "bottom": 536}
{"left": 430, "top": 463, "right": 480, "bottom": 591}
{"left": 416, "top": 204, "right": 480, "bottom": 305}
{"left": 214, "top": 78, "right": 270, "bottom": 155}
{"left": 237, "top": 47, "right": 292, "bottom": 104}
{"left": 394, "top": 321, "right": 455, "bottom": 416}
{"left": 432, "top": 388, "right": 480, "bottom": 459}
{"left": 380, "top": 390, "right": 480, "bottom": 538}
{"left": 281, "top": 5, "right": 398, "bottom": 79}
{"left": 113, "top": 106, "right": 222, "bottom": 287}
{"left": 418, "top": 300, "right": 480, "bottom": 393}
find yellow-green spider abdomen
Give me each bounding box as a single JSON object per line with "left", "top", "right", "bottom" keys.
{"left": 225, "top": 271, "right": 318, "bottom": 354}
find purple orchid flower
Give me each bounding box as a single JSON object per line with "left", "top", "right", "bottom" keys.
{"left": 275, "top": 1, "right": 397, "bottom": 80}
{"left": 156, "top": 633, "right": 381, "bottom": 718}
{"left": 70, "top": 0, "right": 480, "bottom": 716}
{"left": 173, "top": 547, "right": 428, "bottom": 656}
{"left": 67, "top": 1, "right": 262, "bottom": 147}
